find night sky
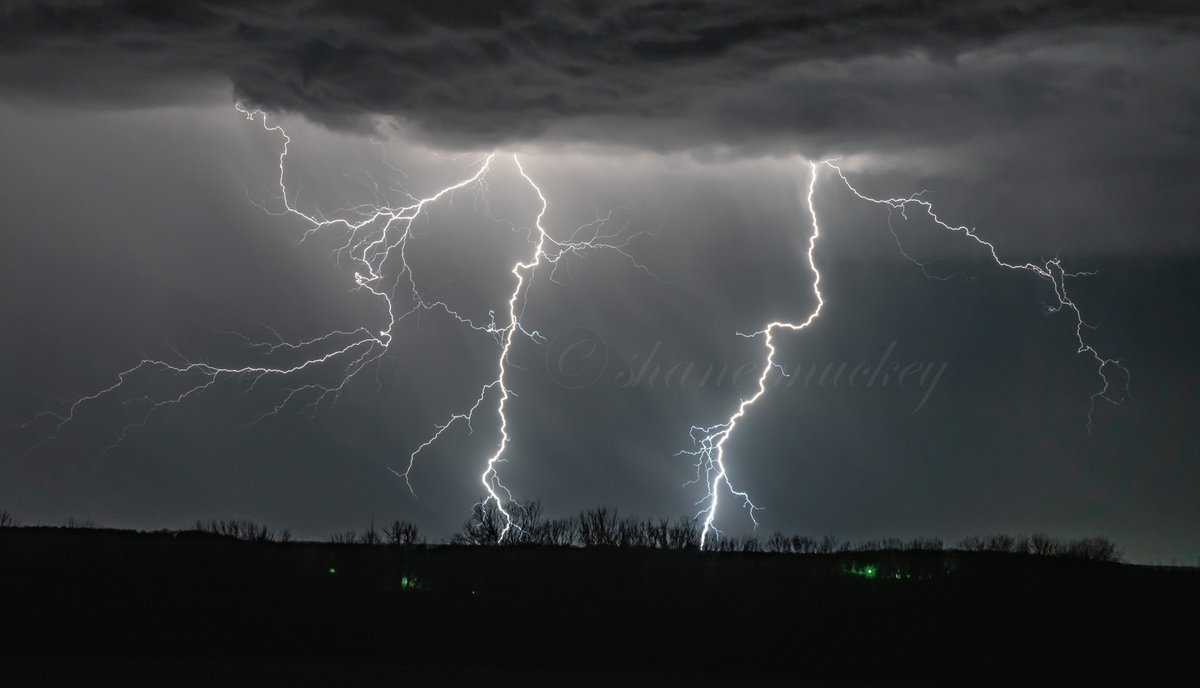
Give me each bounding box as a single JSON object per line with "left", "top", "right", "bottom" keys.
{"left": 1, "top": 1, "right": 1197, "bottom": 564}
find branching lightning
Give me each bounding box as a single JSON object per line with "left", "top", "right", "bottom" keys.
{"left": 27, "top": 107, "right": 653, "bottom": 541}
{"left": 395, "top": 156, "right": 662, "bottom": 540}
{"left": 682, "top": 160, "right": 1130, "bottom": 549}
{"left": 822, "top": 160, "right": 1131, "bottom": 429}
{"left": 680, "top": 162, "right": 824, "bottom": 549}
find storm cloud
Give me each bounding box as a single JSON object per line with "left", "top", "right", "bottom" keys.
{"left": 2, "top": 0, "right": 1198, "bottom": 157}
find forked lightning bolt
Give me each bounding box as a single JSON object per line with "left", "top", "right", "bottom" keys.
{"left": 682, "top": 162, "right": 824, "bottom": 549}
{"left": 26, "top": 107, "right": 652, "bottom": 541}
{"left": 26, "top": 107, "right": 498, "bottom": 455}
{"left": 684, "top": 160, "right": 1130, "bottom": 549}
{"left": 398, "top": 158, "right": 659, "bottom": 540}
{"left": 822, "top": 160, "right": 1130, "bottom": 429}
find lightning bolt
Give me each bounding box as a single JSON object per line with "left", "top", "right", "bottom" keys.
{"left": 822, "top": 160, "right": 1131, "bottom": 429}
{"left": 682, "top": 162, "right": 825, "bottom": 549}
{"left": 683, "top": 160, "right": 1130, "bottom": 549}
{"left": 25, "top": 106, "right": 500, "bottom": 457}
{"left": 398, "top": 157, "right": 662, "bottom": 541}
{"left": 26, "top": 107, "right": 653, "bottom": 539}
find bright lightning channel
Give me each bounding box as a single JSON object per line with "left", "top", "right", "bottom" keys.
{"left": 27, "top": 107, "right": 653, "bottom": 542}
{"left": 683, "top": 160, "right": 1130, "bottom": 549}
{"left": 398, "top": 156, "right": 661, "bottom": 541}
{"left": 681, "top": 162, "right": 823, "bottom": 549}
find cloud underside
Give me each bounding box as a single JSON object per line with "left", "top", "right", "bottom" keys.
{"left": 1, "top": 1, "right": 1198, "bottom": 157}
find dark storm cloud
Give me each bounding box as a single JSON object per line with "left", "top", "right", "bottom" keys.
{"left": 2, "top": 0, "right": 1198, "bottom": 154}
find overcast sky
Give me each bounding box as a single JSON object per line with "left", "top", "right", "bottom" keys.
{"left": 1, "top": 1, "right": 1197, "bottom": 563}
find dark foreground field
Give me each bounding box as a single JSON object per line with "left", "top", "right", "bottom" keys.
{"left": 1, "top": 527, "right": 1196, "bottom": 686}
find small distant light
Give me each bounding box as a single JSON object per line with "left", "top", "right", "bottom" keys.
{"left": 328, "top": 567, "right": 336, "bottom": 574}
{"left": 401, "top": 576, "right": 410, "bottom": 589}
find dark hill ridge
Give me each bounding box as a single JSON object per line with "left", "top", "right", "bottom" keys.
{"left": 0, "top": 526, "right": 1195, "bottom": 685}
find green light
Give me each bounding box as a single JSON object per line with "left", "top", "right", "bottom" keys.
{"left": 328, "top": 567, "right": 336, "bottom": 574}
{"left": 401, "top": 576, "right": 409, "bottom": 589}
{"left": 846, "top": 564, "right": 879, "bottom": 579}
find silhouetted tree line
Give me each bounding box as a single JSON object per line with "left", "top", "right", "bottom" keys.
{"left": 445, "top": 501, "right": 1122, "bottom": 561}
{"left": 194, "top": 518, "right": 291, "bottom": 543}
{"left": 449, "top": 501, "right": 703, "bottom": 549}
{"left": 0, "top": 512, "right": 99, "bottom": 530}
{"left": 0, "top": 505, "right": 1121, "bottom": 561}
{"left": 328, "top": 519, "right": 424, "bottom": 546}
{"left": 449, "top": 501, "right": 871, "bottom": 552}
{"left": 957, "top": 533, "right": 1120, "bottom": 561}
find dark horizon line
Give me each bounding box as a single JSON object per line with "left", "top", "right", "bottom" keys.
{"left": 1, "top": 506, "right": 1148, "bottom": 566}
